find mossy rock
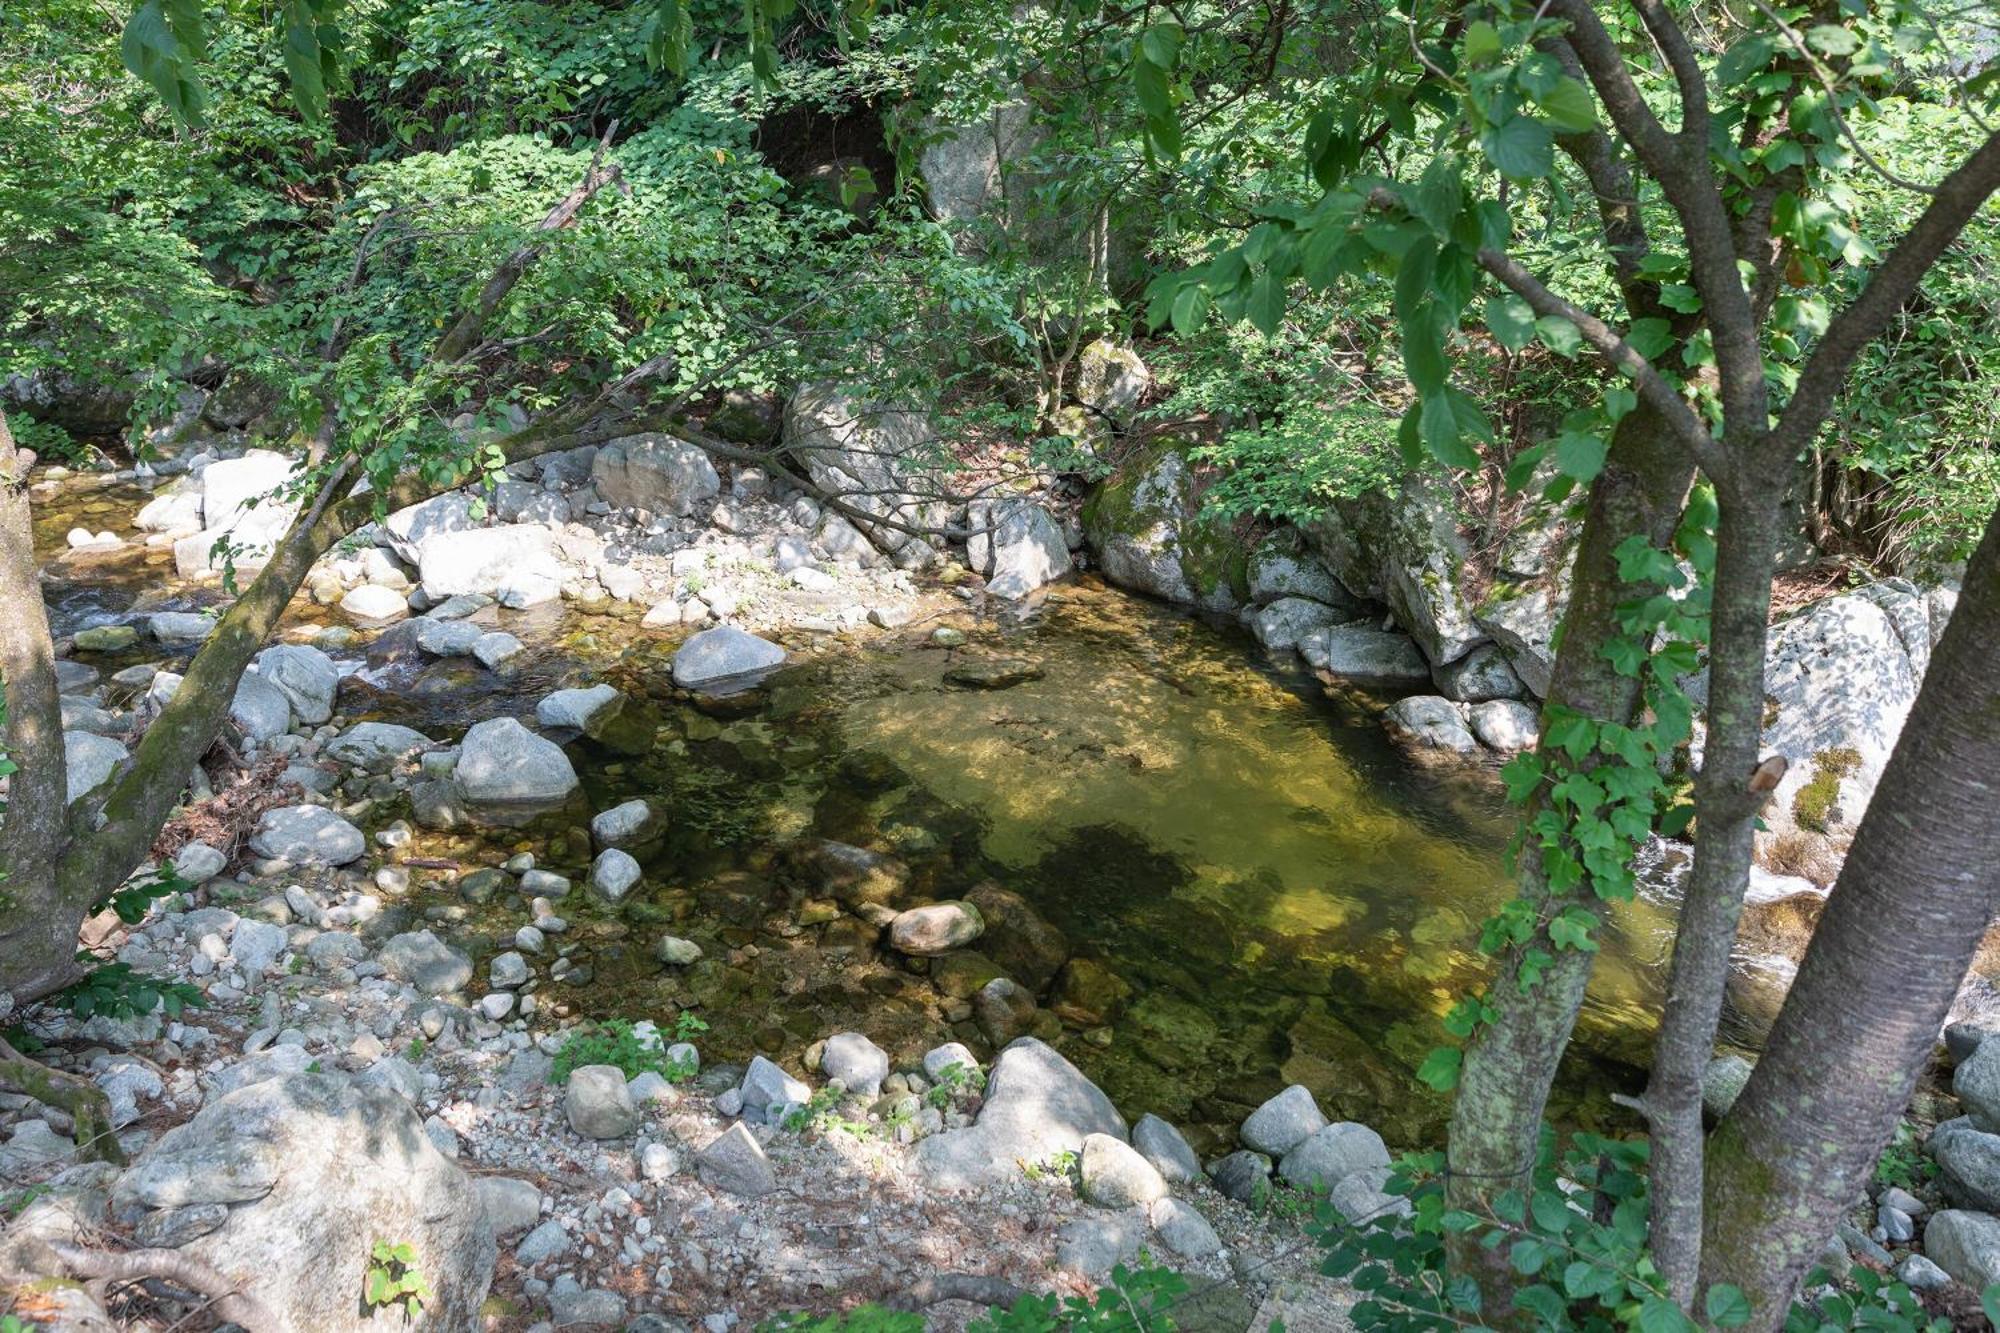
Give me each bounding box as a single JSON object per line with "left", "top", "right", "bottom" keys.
{"left": 1081, "top": 439, "right": 1247, "bottom": 612}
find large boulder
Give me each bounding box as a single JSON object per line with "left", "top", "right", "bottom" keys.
{"left": 378, "top": 930, "right": 474, "bottom": 996}
{"left": 969, "top": 498, "right": 1072, "bottom": 600}
{"left": 252, "top": 645, "right": 340, "bottom": 724}
{"left": 916, "top": 1037, "right": 1126, "bottom": 1190}
{"left": 107, "top": 1073, "right": 495, "bottom": 1333}
{"left": 1383, "top": 696, "right": 1480, "bottom": 759}
{"left": 1075, "top": 341, "right": 1150, "bottom": 423}
{"left": 1924, "top": 1209, "right": 2000, "bottom": 1290}
{"left": 1750, "top": 586, "right": 1930, "bottom": 846}
{"left": 1298, "top": 624, "right": 1433, "bottom": 689}
{"left": 1930, "top": 1118, "right": 2000, "bottom": 1212}
{"left": 1247, "top": 528, "right": 1353, "bottom": 607}
{"left": 454, "top": 717, "right": 578, "bottom": 815}
{"left": 201, "top": 450, "right": 305, "bottom": 549}
{"left": 1473, "top": 490, "right": 1580, "bottom": 697}
{"left": 785, "top": 384, "right": 950, "bottom": 568}
{"left": 381, "top": 493, "right": 481, "bottom": 566}
{"left": 1081, "top": 440, "right": 1246, "bottom": 612}
{"left": 416, "top": 525, "right": 564, "bottom": 601}
{"left": 590, "top": 434, "right": 720, "bottom": 516}
{"left": 918, "top": 99, "right": 1038, "bottom": 242}
{"left": 1303, "top": 473, "right": 1483, "bottom": 667}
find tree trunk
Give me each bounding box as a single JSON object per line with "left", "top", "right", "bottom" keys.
{"left": 1447, "top": 401, "right": 1695, "bottom": 1308}
{"left": 0, "top": 411, "right": 79, "bottom": 1007}
{"left": 1700, "top": 499, "right": 2000, "bottom": 1330}
{"left": 1641, "top": 471, "right": 1788, "bottom": 1302}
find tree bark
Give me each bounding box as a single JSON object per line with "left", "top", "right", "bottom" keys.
{"left": 0, "top": 411, "right": 79, "bottom": 1006}
{"left": 1447, "top": 401, "right": 1695, "bottom": 1308}
{"left": 1640, "top": 470, "right": 1789, "bottom": 1301}
{"left": 1700, "top": 499, "right": 2000, "bottom": 1329}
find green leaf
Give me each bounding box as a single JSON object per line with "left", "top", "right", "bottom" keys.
{"left": 1139, "top": 21, "right": 1183, "bottom": 66}
{"left": 1533, "top": 76, "right": 1597, "bottom": 132}
{"left": 1170, "top": 283, "right": 1210, "bottom": 335}
{"left": 1638, "top": 1296, "right": 1697, "bottom": 1333}
{"left": 1500, "top": 753, "right": 1545, "bottom": 802}
{"left": 1421, "top": 389, "right": 1483, "bottom": 470}
{"left": 1553, "top": 431, "right": 1607, "bottom": 482}
{"left": 1480, "top": 115, "right": 1554, "bottom": 179}
{"left": 1806, "top": 23, "right": 1859, "bottom": 56}
{"left": 1247, "top": 271, "right": 1285, "bottom": 336}
{"left": 1485, "top": 294, "right": 1537, "bottom": 352}
{"left": 1707, "top": 1284, "right": 1754, "bottom": 1328}
{"left": 1417, "top": 1046, "right": 1463, "bottom": 1091}
{"left": 1536, "top": 315, "right": 1582, "bottom": 358}
{"left": 1463, "top": 19, "right": 1501, "bottom": 65}
{"left": 1401, "top": 308, "right": 1449, "bottom": 397}
{"left": 1411, "top": 156, "right": 1465, "bottom": 237}
{"left": 1627, "top": 318, "right": 1674, "bottom": 359}
{"left": 1717, "top": 32, "right": 1779, "bottom": 85}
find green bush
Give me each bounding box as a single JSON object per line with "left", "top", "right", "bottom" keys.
{"left": 548, "top": 1017, "right": 700, "bottom": 1084}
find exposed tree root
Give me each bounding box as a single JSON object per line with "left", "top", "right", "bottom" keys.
{"left": 0, "top": 1036, "right": 125, "bottom": 1166}
{"left": 50, "top": 1243, "right": 279, "bottom": 1332}
{"left": 885, "top": 1272, "right": 1027, "bottom": 1310}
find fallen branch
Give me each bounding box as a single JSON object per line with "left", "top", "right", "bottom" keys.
{"left": 884, "top": 1272, "right": 1028, "bottom": 1310}
{"left": 50, "top": 1243, "right": 279, "bottom": 1332}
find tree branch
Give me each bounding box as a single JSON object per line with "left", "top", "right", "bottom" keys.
{"left": 1476, "top": 249, "right": 1724, "bottom": 476}
{"left": 430, "top": 120, "right": 624, "bottom": 367}
{"left": 51, "top": 1243, "right": 280, "bottom": 1331}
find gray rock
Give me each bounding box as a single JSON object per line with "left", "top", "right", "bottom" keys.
{"left": 922, "top": 1043, "right": 980, "bottom": 1083}
{"left": 111, "top": 1073, "right": 494, "bottom": 1329}
{"left": 549, "top": 1279, "right": 627, "bottom": 1328}
{"left": 1076, "top": 340, "right": 1150, "bottom": 419}
{"left": 787, "top": 384, "right": 948, "bottom": 568}
{"left": 739, "top": 1056, "right": 811, "bottom": 1123}
{"left": 472, "top": 631, "right": 524, "bottom": 671}
{"left": 591, "top": 434, "right": 720, "bottom": 515}
{"left": 655, "top": 935, "right": 702, "bottom": 966}
{"left": 1247, "top": 530, "right": 1350, "bottom": 606}
{"left": 378, "top": 930, "right": 474, "bottom": 995}
{"left": 916, "top": 1037, "right": 1126, "bottom": 1190}
{"left": 1298, "top": 624, "right": 1433, "bottom": 688}
{"left": 1934, "top": 1118, "right": 2000, "bottom": 1212}
{"left": 324, "top": 721, "right": 433, "bottom": 767}
{"left": 1150, "top": 1196, "right": 1222, "bottom": 1259}
{"left": 1131, "top": 1113, "right": 1201, "bottom": 1184}
{"left": 1383, "top": 695, "right": 1479, "bottom": 756}
{"left": 695, "top": 1123, "right": 777, "bottom": 1197}
{"left": 968, "top": 498, "right": 1071, "bottom": 600}
{"left": 671, "top": 627, "right": 787, "bottom": 691}
{"left": 820, "top": 1033, "right": 890, "bottom": 1098}
{"left": 230, "top": 672, "right": 293, "bottom": 741}
{"left": 1303, "top": 474, "right": 1485, "bottom": 666}
{"left": 415, "top": 616, "right": 485, "bottom": 657}
{"left": 477, "top": 1176, "right": 543, "bottom": 1236}
{"left": 208, "top": 1045, "right": 317, "bottom": 1100}
{"left": 589, "top": 849, "right": 642, "bottom": 902}
{"left": 64, "top": 729, "right": 127, "bottom": 803}
{"left": 252, "top": 645, "right": 340, "bottom": 724}
{"left": 416, "top": 524, "right": 565, "bottom": 601}
{"left": 1240, "top": 1085, "right": 1328, "bottom": 1157}
{"left": 1082, "top": 443, "right": 1242, "bottom": 611}
{"left": 565, "top": 1065, "right": 640, "bottom": 1139}
{"left": 1948, "top": 1022, "right": 2000, "bottom": 1066}
{"left": 135, "top": 1201, "right": 229, "bottom": 1247}
{"left": 230, "top": 919, "right": 288, "bottom": 975}
{"left": 1469, "top": 699, "right": 1540, "bottom": 753}
{"left": 1958, "top": 1039, "right": 2000, "bottom": 1133}
{"left": 888, "top": 901, "right": 984, "bottom": 955}
{"left": 249, "top": 805, "right": 364, "bottom": 866}
{"left": 1078, "top": 1132, "right": 1168, "bottom": 1208}
{"left": 173, "top": 842, "right": 227, "bottom": 882}
{"left": 536, "top": 684, "right": 621, "bottom": 730}
{"left": 1924, "top": 1209, "right": 2000, "bottom": 1289}
{"left": 1054, "top": 1207, "right": 1148, "bottom": 1277}
{"left": 148, "top": 611, "right": 214, "bottom": 643}
{"left": 1703, "top": 1054, "right": 1755, "bottom": 1121}
{"left": 1896, "top": 1254, "right": 1951, "bottom": 1290}
{"left": 1329, "top": 1164, "right": 1413, "bottom": 1225}
{"left": 1880, "top": 1203, "right": 1915, "bottom": 1243}
{"left": 340, "top": 583, "right": 410, "bottom": 621}
{"left": 1279, "top": 1122, "right": 1391, "bottom": 1192}
{"left": 1434, "top": 643, "right": 1528, "bottom": 702}
{"left": 515, "top": 1217, "right": 571, "bottom": 1264}
{"left": 591, "top": 799, "right": 658, "bottom": 849}
{"left": 455, "top": 716, "right": 579, "bottom": 810}
{"left": 1253, "top": 597, "right": 1347, "bottom": 653}
{"left": 489, "top": 951, "right": 530, "bottom": 989}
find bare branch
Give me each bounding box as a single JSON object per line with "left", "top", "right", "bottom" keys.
{"left": 52, "top": 1243, "right": 280, "bottom": 1331}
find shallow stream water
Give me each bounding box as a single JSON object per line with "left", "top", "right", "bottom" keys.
{"left": 36, "top": 471, "right": 1672, "bottom": 1150}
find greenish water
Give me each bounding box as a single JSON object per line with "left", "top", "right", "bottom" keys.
{"left": 516, "top": 585, "right": 1656, "bottom": 1150}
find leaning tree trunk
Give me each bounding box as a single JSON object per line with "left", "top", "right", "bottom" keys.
{"left": 1637, "top": 467, "right": 1790, "bottom": 1301}
{"left": 1699, "top": 499, "right": 2000, "bottom": 1329}
{"left": 1447, "top": 401, "right": 1695, "bottom": 1307}
{"left": 0, "top": 411, "right": 79, "bottom": 1005}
